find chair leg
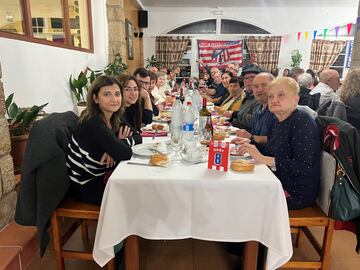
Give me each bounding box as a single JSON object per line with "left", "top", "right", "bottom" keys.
{"left": 51, "top": 212, "right": 65, "bottom": 270}
{"left": 320, "top": 219, "right": 335, "bottom": 270}
{"left": 295, "top": 227, "right": 304, "bottom": 248}
{"left": 81, "top": 219, "right": 89, "bottom": 243}
{"left": 125, "top": 235, "right": 140, "bottom": 270}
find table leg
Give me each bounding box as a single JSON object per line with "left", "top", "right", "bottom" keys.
{"left": 243, "top": 241, "right": 259, "bottom": 270}
{"left": 125, "top": 235, "right": 139, "bottom": 270}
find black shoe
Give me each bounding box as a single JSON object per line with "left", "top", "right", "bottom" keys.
{"left": 115, "top": 247, "right": 125, "bottom": 270}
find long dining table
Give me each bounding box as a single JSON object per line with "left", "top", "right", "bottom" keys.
{"left": 93, "top": 136, "right": 293, "bottom": 270}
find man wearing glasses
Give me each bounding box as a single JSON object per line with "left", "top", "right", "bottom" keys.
{"left": 133, "top": 68, "right": 156, "bottom": 117}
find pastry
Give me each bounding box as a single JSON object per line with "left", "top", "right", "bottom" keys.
{"left": 149, "top": 154, "right": 169, "bottom": 166}
{"left": 230, "top": 159, "right": 254, "bottom": 172}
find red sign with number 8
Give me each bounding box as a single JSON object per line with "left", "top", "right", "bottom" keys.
{"left": 208, "top": 140, "right": 229, "bottom": 172}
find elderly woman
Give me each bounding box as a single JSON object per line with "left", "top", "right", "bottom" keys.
{"left": 238, "top": 77, "right": 320, "bottom": 209}
{"left": 339, "top": 67, "right": 360, "bottom": 131}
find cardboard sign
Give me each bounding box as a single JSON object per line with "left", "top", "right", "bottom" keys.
{"left": 208, "top": 140, "right": 229, "bottom": 172}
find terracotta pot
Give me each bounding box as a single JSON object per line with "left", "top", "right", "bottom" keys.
{"left": 10, "top": 134, "right": 29, "bottom": 174}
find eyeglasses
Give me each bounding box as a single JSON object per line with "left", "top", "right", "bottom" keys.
{"left": 139, "top": 80, "right": 150, "bottom": 85}
{"left": 244, "top": 75, "right": 256, "bottom": 80}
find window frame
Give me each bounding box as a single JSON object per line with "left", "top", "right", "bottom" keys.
{"left": 0, "top": 0, "right": 93, "bottom": 53}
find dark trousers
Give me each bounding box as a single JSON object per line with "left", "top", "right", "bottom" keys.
{"left": 69, "top": 177, "right": 106, "bottom": 205}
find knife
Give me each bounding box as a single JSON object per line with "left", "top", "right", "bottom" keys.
{"left": 127, "top": 161, "right": 167, "bottom": 167}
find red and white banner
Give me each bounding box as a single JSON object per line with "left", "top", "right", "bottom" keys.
{"left": 198, "top": 40, "right": 243, "bottom": 71}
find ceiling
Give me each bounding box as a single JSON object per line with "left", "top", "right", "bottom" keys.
{"left": 139, "top": 0, "right": 358, "bottom": 8}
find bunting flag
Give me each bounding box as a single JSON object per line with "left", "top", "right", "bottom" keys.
{"left": 347, "top": 23, "right": 353, "bottom": 35}
{"left": 313, "top": 30, "right": 317, "bottom": 40}
{"left": 297, "top": 32, "right": 301, "bottom": 41}
{"left": 335, "top": 26, "right": 340, "bottom": 37}
{"left": 198, "top": 40, "right": 243, "bottom": 70}
{"left": 323, "top": 28, "right": 328, "bottom": 39}
{"left": 305, "top": 31, "right": 309, "bottom": 41}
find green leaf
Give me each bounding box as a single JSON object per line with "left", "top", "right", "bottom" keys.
{"left": 5, "top": 93, "right": 14, "bottom": 110}
{"left": 13, "top": 110, "right": 25, "bottom": 124}
{"left": 8, "top": 103, "right": 19, "bottom": 119}
{"left": 22, "top": 111, "right": 35, "bottom": 128}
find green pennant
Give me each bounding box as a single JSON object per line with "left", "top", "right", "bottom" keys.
{"left": 323, "top": 28, "right": 328, "bottom": 39}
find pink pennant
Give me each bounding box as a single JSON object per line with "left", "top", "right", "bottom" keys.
{"left": 347, "top": 23, "right": 353, "bottom": 35}
{"left": 297, "top": 32, "right": 301, "bottom": 41}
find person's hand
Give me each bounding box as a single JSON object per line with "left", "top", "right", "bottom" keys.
{"left": 236, "top": 129, "right": 251, "bottom": 139}
{"left": 140, "top": 88, "right": 150, "bottom": 100}
{"left": 100, "top": 153, "right": 115, "bottom": 168}
{"left": 157, "top": 102, "right": 165, "bottom": 112}
{"left": 237, "top": 142, "right": 264, "bottom": 163}
{"left": 222, "top": 110, "right": 233, "bottom": 118}
{"left": 231, "top": 137, "right": 251, "bottom": 145}
{"left": 118, "top": 125, "right": 133, "bottom": 139}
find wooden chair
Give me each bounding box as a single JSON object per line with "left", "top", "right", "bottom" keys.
{"left": 280, "top": 204, "right": 335, "bottom": 270}
{"left": 51, "top": 197, "right": 116, "bottom": 270}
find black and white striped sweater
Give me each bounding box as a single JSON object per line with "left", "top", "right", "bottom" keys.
{"left": 66, "top": 115, "right": 142, "bottom": 184}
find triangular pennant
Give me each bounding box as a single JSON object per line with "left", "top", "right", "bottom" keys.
{"left": 347, "top": 23, "right": 353, "bottom": 35}
{"left": 323, "top": 28, "right": 328, "bottom": 39}
{"left": 335, "top": 26, "right": 340, "bottom": 37}
{"left": 297, "top": 32, "right": 301, "bottom": 41}
{"left": 305, "top": 31, "right": 309, "bottom": 41}
{"left": 313, "top": 30, "right": 317, "bottom": 39}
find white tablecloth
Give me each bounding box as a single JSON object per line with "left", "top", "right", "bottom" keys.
{"left": 93, "top": 139, "right": 293, "bottom": 270}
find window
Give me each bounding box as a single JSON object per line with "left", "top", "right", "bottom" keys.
{"left": 221, "top": 19, "right": 270, "bottom": 34}
{"left": 0, "top": 0, "right": 93, "bottom": 52}
{"left": 330, "top": 41, "right": 349, "bottom": 78}
{"left": 168, "top": 20, "right": 216, "bottom": 34}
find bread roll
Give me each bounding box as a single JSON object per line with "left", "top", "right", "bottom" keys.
{"left": 152, "top": 124, "right": 164, "bottom": 130}
{"left": 212, "top": 133, "right": 225, "bottom": 141}
{"left": 230, "top": 159, "right": 254, "bottom": 172}
{"left": 149, "top": 154, "right": 169, "bottom": 166}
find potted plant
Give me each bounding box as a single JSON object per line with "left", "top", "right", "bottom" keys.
{"left": 145, "top": 55, "right": 162, "bottom": 69}
{"left": 5, "top": 93, "right": 48, "bottom": 174}
{"left": 104, "top": 51, "right": 128, "bottom": 76}
{"left": 291, "top": 49, "right": 303, "bottom": 68}
{"left": 69, "top": 70, "right": 89, "bottom": 115}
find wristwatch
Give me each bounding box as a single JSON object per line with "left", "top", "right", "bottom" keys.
{"left": 250, "top": 134, "right": 255, "bottom": 142}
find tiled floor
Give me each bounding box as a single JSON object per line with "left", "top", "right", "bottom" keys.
{"left": 25, "top": 222, "right": 360, "bottom": 270}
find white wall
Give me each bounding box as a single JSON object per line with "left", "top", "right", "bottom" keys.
{"left": 143, "top": 5, "right": 357, "bottom": 75}
{"left": 0, "top": 0, "right": 108, "bottom": 113}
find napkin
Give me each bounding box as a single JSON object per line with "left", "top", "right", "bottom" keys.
{"left": 141, "top": 131, "right": 168, "bottom": 137}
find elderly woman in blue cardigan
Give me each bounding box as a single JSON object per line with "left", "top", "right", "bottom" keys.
{"left": 238, "top": 77, "right": 320, "bottom": 210}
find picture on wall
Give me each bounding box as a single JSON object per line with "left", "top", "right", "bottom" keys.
{"left": 125, "top": 19, "right": 134, "bottom": 60}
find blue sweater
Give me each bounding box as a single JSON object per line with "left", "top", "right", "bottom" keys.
{"left": 263, "top": 109, "right": 320, "bottom": 208}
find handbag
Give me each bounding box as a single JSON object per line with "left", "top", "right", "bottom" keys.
{"left": 330, "top": 161, "right": 360, "bottom": 221}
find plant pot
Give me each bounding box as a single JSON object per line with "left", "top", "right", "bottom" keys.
{"left": 76, "top": 102, "right": 87, "bottom": 116}
{"left": 10, "top": 134, "right": 29, "bottom": 174}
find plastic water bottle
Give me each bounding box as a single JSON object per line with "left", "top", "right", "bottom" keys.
{"left": 192, "top": 89, "right": 202, "bottom": 116}
{"left": 171, "top": 97, "right": 183, "bottom": 138}
{"left": 182, "top": 101, "right": 195, "bottom": 148}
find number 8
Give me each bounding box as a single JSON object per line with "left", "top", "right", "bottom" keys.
{"left": 214, "top": 153, "right": 222, "bottom": 165}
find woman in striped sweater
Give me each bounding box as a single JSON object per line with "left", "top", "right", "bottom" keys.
{"left": 67, "top": 75, "right": 142, "bottom": 205}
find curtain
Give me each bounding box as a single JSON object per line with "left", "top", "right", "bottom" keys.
{"left": 309, "top": 40, "right": 346, "bottom": 72}
{"left": 244, "top": 36, "right": 282, "bottom": 72}
{"left": 155, "top": 36, "right": 190, "bottom": 69}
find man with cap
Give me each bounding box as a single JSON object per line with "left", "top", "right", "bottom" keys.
{"left": 231, "top": 64, "right": 261, "bottom": 131}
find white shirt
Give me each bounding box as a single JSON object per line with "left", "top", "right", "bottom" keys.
{"left": 151, "top": 86, "right": 166, "bottom": 105}
{"left": 309, "top": 82, "right": 337, "bottom": 107}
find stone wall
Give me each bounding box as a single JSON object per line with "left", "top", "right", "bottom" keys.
{"left": 107, "top": 0, "right": 144, "bottom": 73}
{"left": 0, "top": 62, "right": 17, "bottom": 230}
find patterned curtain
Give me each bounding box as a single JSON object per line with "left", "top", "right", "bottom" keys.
{"left": 309, "top": 40, "right": 346, "bottom": 72}
{"left": 155, "top": 36, "right": 190, "bottom": 69}
{"left": 244, "top": 36, "right": 282, "bottom": 72}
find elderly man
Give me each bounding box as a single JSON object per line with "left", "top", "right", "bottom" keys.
{"left": 233, "top": 72, "right": 275, "bottom": 145}
{"left": 206, "top": 71, "right": 227, "bottom": 105}
{"left": 226, "top": 62, "right": 239, "bottom": 77}
{"left": 310, "top": 69, "right": 340, "bottom": 106}
{"left": 231, "top": 64, "right": 261, "bottom": 131}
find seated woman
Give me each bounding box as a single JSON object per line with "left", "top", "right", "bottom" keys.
{"left": 237, "top": 77, "right": 320, "bottom": 209}
{"left": 118, "top": 75, "right": 149, "bottom": 131}
{"left": 215, "top": 77, "right": 244, "bottom": 117}
{"left": 339, "top": 67, "right": 360, "bottom": 131}
{"left": 67, "top": 75, "right": 142, "bottom": 205}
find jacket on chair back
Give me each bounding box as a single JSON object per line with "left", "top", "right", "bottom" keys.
{"left": 15, "top": 111, "right": 79, "bottom": 256}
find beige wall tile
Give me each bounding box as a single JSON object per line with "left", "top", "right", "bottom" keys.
{"left": 0, "top": 154, "right": 15, "bottom": 194}
{"left": 0, "top": 190, "right": 16, "bottom": 229}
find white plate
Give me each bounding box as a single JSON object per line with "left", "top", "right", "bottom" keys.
{"left": 141, "top": 123, "right": 169, "bottom": 133}
{"left": 132, "top": 142, "right": 171, "bottom": 157}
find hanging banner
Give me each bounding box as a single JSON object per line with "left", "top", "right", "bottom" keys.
{"left": 305, "top": 31, "right": 309, "bottom": 41}
{"left": 323, "top": 28, "right": 328, "bottom": 39}
{"left": 347, "top": 23, "right": 353, "bottom": 35}
{"left": 198, "top": 40, "right": 243, "bottom": 70}
{"left": 335, "top": 26, "right": 340, "bottom": 37}
{"left": 345, "top": 40, "right": 353, "bottom": 68}
{"left": 313, "top": 30, "right": 317, "bottom": 39}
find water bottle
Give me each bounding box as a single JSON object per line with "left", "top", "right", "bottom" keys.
{"left": 170, "top": 97, "right": 183, "bottom": 147}
{"left": 182, "top": 101, "right": 195, "bottom": 148}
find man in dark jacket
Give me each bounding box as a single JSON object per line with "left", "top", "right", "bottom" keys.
{"left": 15, "top": 111, "right": 78, "bottom": 256}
